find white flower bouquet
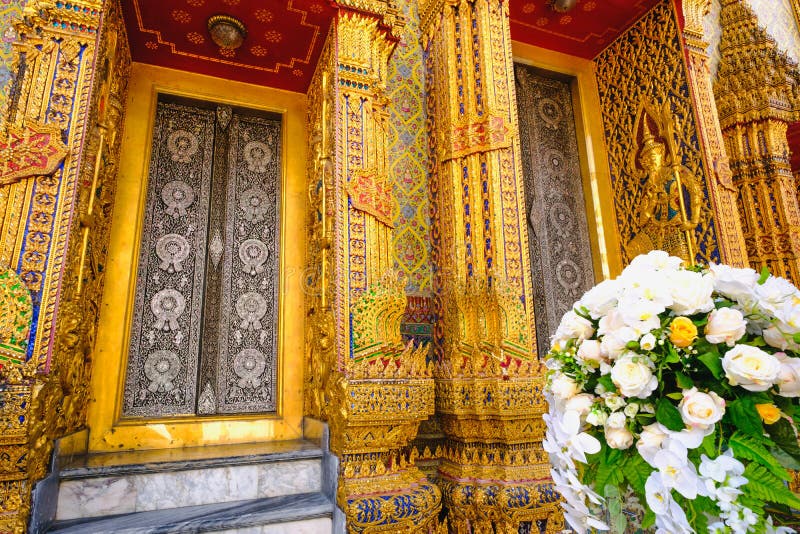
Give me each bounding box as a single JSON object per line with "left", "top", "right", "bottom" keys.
{"left": 544, "top": 251, "right": 800, "bottom": 534}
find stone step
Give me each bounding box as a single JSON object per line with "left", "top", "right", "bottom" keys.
{"left": 48, "top": 492, "right": 333, "bottom": 533}
{"left": 53, "top": 440, "right": 324, "bottom": 522}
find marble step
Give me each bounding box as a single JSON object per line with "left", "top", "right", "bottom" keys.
{"left": 48, "top": 492, "right": 333, "bottom": 533}
{"left": 55, "top": 440, "right": 324, "bottom": 522}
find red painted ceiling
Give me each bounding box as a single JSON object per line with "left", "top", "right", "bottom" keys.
{"left": 122, "top": 0, "right": 335, "bottom": 92}
{"left": 122, "top": 0, "right": 664, "bottom": 91}
{"left": 509, "top": 0, "right": 662, "bottom": 59}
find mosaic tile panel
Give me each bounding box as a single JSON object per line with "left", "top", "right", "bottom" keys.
{"left": 0, "top": 0, "right": 26, "bottom": 116}
{"left": 388, "top": 0, "right": 431, "bottom": 296}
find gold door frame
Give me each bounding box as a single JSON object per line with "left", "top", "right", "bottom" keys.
{"left": 87, "top": 63, "right": 307, "bottom": 451}
{"left": 512, "top": 41, "right": 622, "bottom": 280}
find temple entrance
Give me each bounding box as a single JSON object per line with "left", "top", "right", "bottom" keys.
{"left": 514, "top": 64, "right": 597, "bottom": 357}
{"left": 122, "top": 95, "right": 282, "bottom": 418}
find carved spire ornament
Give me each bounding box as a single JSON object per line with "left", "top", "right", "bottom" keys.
{"left": 714, "top": 0, "right": 800, "bottom": 282}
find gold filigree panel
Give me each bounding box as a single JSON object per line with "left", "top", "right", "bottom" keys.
{"left": 594, "top": 0, "right": 721, "bottom": 266}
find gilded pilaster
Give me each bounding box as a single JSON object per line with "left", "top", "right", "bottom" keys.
{"left": 419, "top": 0, "right": 556, "bottom": 531}
{"left": 679, "top": 0, "right": 748, "bottom": 268}
{"left": 305, "top": 2, "right": 440, "bottom": 531}
{"left": 714, "top": 0, "right": 800, "bottom": 283}
{"left": 0, "top": 0, "right": 130, "bottom": 530}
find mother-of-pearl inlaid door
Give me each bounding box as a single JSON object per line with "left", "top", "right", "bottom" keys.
{"left": 515, "top": 64, "right": 596, "bottom": 358}
{"left": 122, "top": 96, "right": 281, "bottom": 417}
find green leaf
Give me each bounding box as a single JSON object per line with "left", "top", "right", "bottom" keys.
{"left": 665, "top": 347, "right": 681, "bottom": 364}
{"left": 742, "top": 463, "right": 800, "bottom": 509}
{"left": 758, "top": 265, "right": 770, "bottom": 285}
{"left": 793, "top": 332, "right": 800, "bottom": 345}
{"left": 701, "top": 426, "right": 717, "bottom": 458}
{"left": 621, "top": 454, "right": 653, "bottom": 497}
{"left": 726, "top": 397, "right": 765, "bottom": 436}
{"left": 730, "top": 432, "right": 790, "bottom": 481}
{"left": 604, "top": 484, "right": 627, "bottom": 534}
{"left": 675, "top": 371, "right": 694, "bottom": 389}
{"left": 642, "top": 509, "right": 656, "bottom": 530}
{"left": 666, "top": 392, "right": 683, "bottom": 400}
{"left": 766, "top": 418, "right": 800, "bottom": 462}
{"left": 597, "top": 375, "right": 616, "bottom": 393}
{"left": 698, "top": 352, "right": 723, "bottom": 379}
{"left": 656, "top": 398, "right": 685, "bottom": 431}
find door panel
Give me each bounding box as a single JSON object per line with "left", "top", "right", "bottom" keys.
{"left": 123, "top": 101, "right": 215, "bottom": 417}
{"left": 122, "top": 97, "right": 281, "bottom": 417}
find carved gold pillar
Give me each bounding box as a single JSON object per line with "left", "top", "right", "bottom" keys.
{"left": 714, "top": 0, "right": 800, "bottom": 283}
{"left": 305, "top": 2, "right": 441, "bottom": 532}
{"left": 0, "top": 0, "right": 130, "bottom": 531}
{"left": 679, "top": 0, "right": 749, "bottom": 267}
{"left": 419, "top": 0, "right": 557, "bottom": 531}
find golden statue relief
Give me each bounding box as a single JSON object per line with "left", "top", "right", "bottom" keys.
{"left": 627, "top": 104, "right": 702, "bottom": 263}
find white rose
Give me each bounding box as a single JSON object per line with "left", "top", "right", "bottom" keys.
{"left": 578, "top": 278, "right": 622, "bottom": 319}
{"left": 606, "top": 411, "right": 627, "bottom": 429}
{"left": 610, "top": 353, "right": 658, "bottom": 398}
{"left": 618, "top": 290, "right": 667, "bottom": 334}
{"left": 624, "top": 403, "right": 640, "bottom": 418}
{"left": 604, "top": 394, "right": 626, "bottom": 411}
{"left": 763, "top": 326, "right": 794, "bottom": 351}
{"left": 776, "top": 354, "right": 800, "bottom": 398}
{"left": 605, "top": 427, "right": 634, "bottom": 450}
{"left": 679, "top": 387, "right": 725, "bottom": 428}
{"left": 600, "top": 326, "right": 639, "bottom": 359}
{"left": 705, "top": 308, "right": 747, "bottom": 347}
{"left": 553, "top": 310, "right": 595, "bottom": 346}
{"left": 577, "top": 339, "right": 605, "bottom": 365}
{"left": 640, "top": 333, "right": 656, "bottom": 351}
{"left": 754, "top": 276, "right": 799, "bottom": 316}
{"left": 709, "top": 263, "right": 758, "bottom": 305}
{"left": 775, "top": 300, "right": 800, "bottom": 334}
{"left": 667, "top": 270, "right": 715, "bottom": 316}
{"left": 624, "top": 251, "right": 683, "bottom": 275}
{"left": 586, "top": 409, "right": 608, "bottom": 427}
{"left": 550, "top": 372, "right": 580, "bottom": 400}
{"left": 638, "top": 423, "right": 668, "bottom": 448}
{"left": 565, "top": 393, "right": 595, "bottom": 415}
{"left": 722, "top": 344, "right": 781, "bottom": 392}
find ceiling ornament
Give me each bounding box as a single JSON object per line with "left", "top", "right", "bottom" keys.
{"left": 550, "top": 0, "right": 578, "bottom": 12}
{"left": 207, "top": 14, "right": 247, "bottom": 49}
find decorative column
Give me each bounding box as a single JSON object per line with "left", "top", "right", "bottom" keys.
{"left": 713, "top": 0, "right": 800, "bottom": 283}
{"left": 304, "top": 2, "right": 441, "bottom": 532}
{"left": 0, "top": 0, "right": 130, "bottom": 530}
{"left": 679, "top": 0, "right": 749, "bottom": 268}
{"left": 419, "top": 0, "right": 557, "bottom": 531}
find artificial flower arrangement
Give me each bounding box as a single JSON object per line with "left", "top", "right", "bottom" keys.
{"left": 544, "top": 250, "right": 800, "bottom": 534}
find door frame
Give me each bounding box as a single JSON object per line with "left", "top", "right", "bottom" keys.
{"left": 86, "top": 63, "right": 307, "bottom": 451}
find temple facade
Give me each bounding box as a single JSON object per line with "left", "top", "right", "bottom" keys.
{"left": 0, "top": 0, "right": 798, "bottom": 532}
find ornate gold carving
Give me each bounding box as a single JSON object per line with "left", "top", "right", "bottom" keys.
{"left": 625, "top": 102, "right": 703, "bottom": 262}
{"left": 0, "top": 0, "right": 130, "bottom": 529}
{"left": 714, "top": 0, "right": 800, "bottom": 283}
{"left": 420, "top": 0, "right": 551, "bottom": 530}
{"left": 679, "top": 0, "right": 749, "bottom": 268}
{"left": 305, "top": 4, "right": 440, "bottom": 531}
{"left": 0, "top": 123, "right": 68, "bottom": 185}
{"left": 595, "top": 0, "right": 721, "bottom": 266}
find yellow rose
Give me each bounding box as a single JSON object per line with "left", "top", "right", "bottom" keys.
{"left": 755, "top": 403, "right": 781, "bottom": 425}
{"left": 669, "top": 317, "right": 698, "bottom": 348}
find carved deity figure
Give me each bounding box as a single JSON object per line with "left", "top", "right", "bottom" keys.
{"left": 627, "top": 119, "right": 702, "bottom": 262}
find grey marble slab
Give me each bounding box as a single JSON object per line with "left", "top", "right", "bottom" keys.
{"left": 60, "top": 440, "right": 322, "bottom": 480}
{"left": 48, "top": 492, "right": 332, "bottom": 534}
